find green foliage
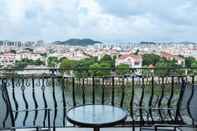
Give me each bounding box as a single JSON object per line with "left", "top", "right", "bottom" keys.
{"left": 142, "top": 65, "right": 154, "bottom": 76}
{"left": 155, "top": 61, "right": 169, "bottom": 76}
{"left": 40, "top": 53, "right": 47, "bottom": 57}
{"left": 134, "top": 49, "right": 140, "bottom": 55}
{"left": 59, "top": 57, "right": 68, "bottom": 63}
{"left": 10, "top": 49, "right": 16, "bottom": 54}
{"left": 116, "top": 64, "right": 130, "bottom": 75}
{"left": 155, "top": 59, "right": 184, "bottom": 76}
{"left": 100, "top": 54, "right": 114, "bottom": 68}
{"left": 59, "top": 58, "right": 77, "bottom": 69}
{"left": 142, "top": 54, "right": 161, "bottom": 66}
{"left": 47, "top": 57, "right": 59, "bottom": 67}
{"left": 58, "top": 38, "right": 102, "bottom": 46}
{"left": 15, "top": 58, "right": 44, "bottom": 69}
{"left": 185, "top": 56, "right": 195, "bottom": 68}
{"left": 59, "top": 58, "right": 78, "bottom": 75}
{"left": 24, "top": 48, "right": 33, "bottom": 52}
{"left": 191, "top": 61, "right": 197, "bottom": 75}
{"left": 74, "top": 58, "right": 97, "bottom": 77}
{"left": 89, "top": 62, "right": 111, "bottom": 76}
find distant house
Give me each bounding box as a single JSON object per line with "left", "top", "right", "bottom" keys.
{"left": 0, "top": 52, "right": 16, "bottom": 66}
{"left": 161, "top": 52, "right": 174, "bottom": 61}
{"left": 161, "top": 52, "right": 185, "bottom": 65}
{"left": 116, "top": 53, "right": 142, "bottom": 68}
{"left": 16, "top": 51, "right": 42, "bottom": 61}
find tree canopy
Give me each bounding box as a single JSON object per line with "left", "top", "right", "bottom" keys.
{"left": 116, "top": 64, "right": 130, "bottom": 75}
{"left": 15, "top": 58, "right": 44, "bottom": 69}
{"left": 142, "top": 54, "right": 161, "bottom": 66}
{"left": 47, "top": 57, "right": 59, "bottom": 67}
{"left": 185, "top": 56, "right": 195, "bottom": 68}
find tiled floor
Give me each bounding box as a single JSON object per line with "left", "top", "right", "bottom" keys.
{"left": 14, "top": 128, "right": 136, "bottom": 131}
{"left": 13, "top": 127, "right": 197, "bottom": 131}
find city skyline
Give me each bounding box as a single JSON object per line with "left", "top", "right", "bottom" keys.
{"left": 0, "top": 0, "right": 197, "bottom": 42}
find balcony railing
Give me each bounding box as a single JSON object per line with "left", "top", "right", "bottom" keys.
{"left": 0, "top": 68, "right": 197, "bottom": 129}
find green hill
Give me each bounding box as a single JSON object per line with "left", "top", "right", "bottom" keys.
{"left": 53, "top": 38, "right": 102, "bottom": 46}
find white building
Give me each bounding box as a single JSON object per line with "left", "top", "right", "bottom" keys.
{"left": 15, "top": 50, "right": 42, "bottom": 61}
{"left": 0, "top": 52, "right": 16, "bottom": 66}
{"left": 116, "top": 53, "right": 142, "bottom": 68}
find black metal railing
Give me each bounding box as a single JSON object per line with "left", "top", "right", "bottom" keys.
{"left": 0, "top": 68, "right": 197, "bottom": 129}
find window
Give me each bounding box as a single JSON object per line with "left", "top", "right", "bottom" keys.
{"left": 134, "top": 61, "right": 140, "bottom": 65}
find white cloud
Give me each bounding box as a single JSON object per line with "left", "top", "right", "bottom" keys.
{"left": 0, "top": 0, "right": 197, "bottom": 42}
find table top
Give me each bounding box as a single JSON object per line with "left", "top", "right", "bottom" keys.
{"left": 67, "top": 105, "right": 127, "bottom": 127}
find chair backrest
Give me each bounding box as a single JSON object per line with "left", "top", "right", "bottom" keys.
{"left": 0, "top": 81, "right": 15, "bottom": 129}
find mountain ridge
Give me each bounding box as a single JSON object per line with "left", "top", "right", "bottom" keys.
{"left": 53, "top": 38, "right": 102, "bottom": 46}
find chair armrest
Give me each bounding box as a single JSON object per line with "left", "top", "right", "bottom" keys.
{"left": 12, "top": 108, "right": 51, "bottom": 112}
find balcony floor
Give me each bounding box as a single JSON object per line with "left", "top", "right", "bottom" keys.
{"left": 8, "top": 127, "right": 196, "bottom": 131}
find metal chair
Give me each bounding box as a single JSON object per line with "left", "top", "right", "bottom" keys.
{"left": 0, "top": 81, "right": 51, "bottom": 131}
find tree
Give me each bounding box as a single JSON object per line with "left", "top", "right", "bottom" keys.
{"left": 191, "top": 61, "right": 197, "bottom": 75}
{"left": 142, "top": 54, "right": 161, "bottom": 66}
{"left": 155, "top": 61, "right": 169, "bottom": 76}
{"left": 10, "top": 49, "right": 16, "bottom": 54}
{"left": 185, "top": 57, "right": 195, "bottom": 68}
{"left": 142, "top": 65, "right": 153, "bottom": 76}
{"left": 15, "top": 58, "right": 44, "bottom": 69}
{"left": 40, "top": 53, "right": 47, "bottom": 57}
{"left": 59, "top": 59, "right": 77, "bottom": 69}
{"left": 34, "top": 59, "right": 45, "bottom": 65}
{"left": 47, "top": 57, "right": 59, "bottom": 67}
{"left": 116, "top": 64, "right": 130, "bottom": 75}
{"left": 74, "top": 58, "right": 97, "bottom": 77}
{"left": 59, "top": 57, "right": 68, "bottom": 63}
{"left": 134, "top": 49, "right": 140, "bottom": 55}
{"left": 100, "top": 55, "right": 114, "bottom": 67}
{"left": 155, "top": 59, "right": 184, "bottom": 76}
{"left": 100, "top": 55, "right": 112, "bottom": 62}
{"left": 89, "top": 62, "right": 111, "bottom": 76}
{"left": 24, "top": 48, "right": 33, "bottom": 52}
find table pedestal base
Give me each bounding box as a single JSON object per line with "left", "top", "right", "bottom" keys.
{"left": 94, "top": 127, "right": 100, "bottom": 131}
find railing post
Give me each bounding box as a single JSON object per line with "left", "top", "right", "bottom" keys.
{"left": 139, "top": 76, "right": 145, "bottom": 126}
{"left": 130, "top": 75, "right": 135, "bottom": 130}
{"left": 111, "top": 76, "right": 115, "bottom": 106}
{"left": 148, "top": 76, "right": 154, "bottom": 122}
{"left": 41, "top": 75, "right": 48, "bottom": 127}
{"left": 82, "top": 78, "right": 85, "bottom": 105}
{"left": 61, "top": 77, "right": 66, "bottom": 126}
{"left": 158, "top": 76, "right": 165, "bottom": 122}
{"left": 167, "top": 76, "right": 174, "bottom": 121}
{"left": 51, "top": 70, "right": 57, "bottom": 128}
{"left": 72, "top": 77, "right": 76, "bottom": 106}
{"left": 32, "top": 76, "right": 38, "bottom": 126}
{"left": 11, "top": 77, "right": 18, "bottom": 121}
{"left": 120, "top": 76, "right": 125, "bottom": 108}
{"left": 92, "top": 76, "right": 95, "bottom": 104}
{"left": 21, "top": 77, "right": 28, "bottom": 126}
{"left": 101, "top": 77, "right": 105, "bottom": 105}
{"left": 187, "top": 76, "right": 195, "bottom": 127}
{"left": 175, "top": 77, "right": 186, "bottom": 122}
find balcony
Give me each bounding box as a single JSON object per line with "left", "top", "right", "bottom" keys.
{"left": 0, "top": 68, "right": 197, "bottom": 131}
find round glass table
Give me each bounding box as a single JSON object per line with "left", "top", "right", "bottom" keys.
{"left": 67, "top": 105, "right": 128, "bottom": 131}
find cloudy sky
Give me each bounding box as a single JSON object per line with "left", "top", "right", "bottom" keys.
{"left": 0, "top": 0, "right": 197, "bottom": 42}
